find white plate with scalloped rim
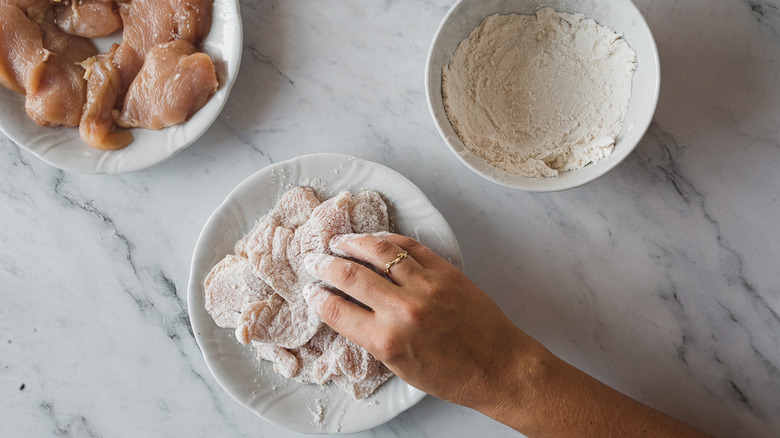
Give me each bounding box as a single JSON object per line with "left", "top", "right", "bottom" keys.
{"left": 0, "top": 0, "right": 242, "bottom": 174}
{"left": 188, "top": 153, "right": 464, "bottom": 434}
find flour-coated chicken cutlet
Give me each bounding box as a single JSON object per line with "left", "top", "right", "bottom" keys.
{"left": 235, "top": 293, "right": 322, "bottom": 349}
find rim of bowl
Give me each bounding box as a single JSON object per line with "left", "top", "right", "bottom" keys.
{"left": 424, "top": 0, "right": 661, "bottom": 192}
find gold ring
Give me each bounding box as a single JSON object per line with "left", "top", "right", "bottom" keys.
{"left": 384, "top": 251, "right": 408, "bottom": 275}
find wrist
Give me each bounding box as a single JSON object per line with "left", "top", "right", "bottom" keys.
{"left": 477, "top": 330, "right": 561, "bottom": 431}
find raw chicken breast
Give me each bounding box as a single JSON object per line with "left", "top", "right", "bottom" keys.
{"left": 117, "top": 39, "right": 218, "bottom": 130}
{"left": 0, "top": 5, "right": 48, "bottom": 94}
{"left": 114, "top": 0, "right": 213, "bottom": 91}
{"left": 25, "top": 17, "right": 96, "bottom": 127}
{"left": 0, "top": 0, "right": 51, "bottom": 17}
{"left": 79, "top": 44, "right": 133, "bottom": 150}
{"left": 53, "top": 0, "right": 122, "bottom": 38}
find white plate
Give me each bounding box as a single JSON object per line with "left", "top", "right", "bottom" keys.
{"left": 0, "top": 0, "right": 242, "bottom": 174}
{"left": 188, "top": 153, "right": 464, "bottom": 434}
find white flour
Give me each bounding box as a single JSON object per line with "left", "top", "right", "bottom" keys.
{"left": 442, "top": 8, "right": 637, "bottom": 177}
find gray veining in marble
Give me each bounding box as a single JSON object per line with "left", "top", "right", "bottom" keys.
{"left": 1, "top": 0, "right": 779, "bottom": 437}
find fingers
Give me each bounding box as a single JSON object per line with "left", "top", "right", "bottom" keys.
{"left": 303, "top": 283, "right": 374, "bottom": 347}
{"left": 304, "top": 252, "right": 399, "bottom": 309}
{"left": 329, "top": 233, "right": 426, "bottom": 284}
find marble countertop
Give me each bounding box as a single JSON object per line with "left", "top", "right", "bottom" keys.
{"left": 2, "top": 0, "right": 779, "bottom": 437}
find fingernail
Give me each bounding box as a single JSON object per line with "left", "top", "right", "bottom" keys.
{"left": 303, "top": 283, "right": 330, "bottom": 314}
{"left": 304, "top": 253, "right": 328, "bottom": 276}
{"left": 329, "top": 233, "right": 359, "bottom": 257}
{"left": 328, "top": 234, "right": 350, "bottom": 257}
{"left": 329, "top": 234, "right": 345, "bottom": 247}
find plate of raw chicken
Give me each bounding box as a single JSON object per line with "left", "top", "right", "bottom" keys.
{"left": 188, "top": 153, "right": 464, "bottom": 434}
{"left": 0, "top": 0, "right": 241, "bottom": 173}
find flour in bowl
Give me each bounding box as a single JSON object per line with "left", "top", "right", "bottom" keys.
{"left": 442, "top": 7, "right": 637, "bottom": 177}
{"left": 204, "top": 186, "right": 394, "bottom": 399}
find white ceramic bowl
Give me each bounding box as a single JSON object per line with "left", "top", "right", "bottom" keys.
{"left": 0, "top": 0, "right": 242, "bottom": 174}
{"left": 188, "top": 153, "right": 463, "bottom": 434}
{"left": 426, "top": 0, "right": 660, "bottom": 192}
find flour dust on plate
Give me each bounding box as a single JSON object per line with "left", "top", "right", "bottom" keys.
{"left": 188, "top": 153, "right": 463, "bottom": 434}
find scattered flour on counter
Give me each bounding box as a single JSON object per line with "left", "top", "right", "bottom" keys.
{"left": 442, "top": 7, "right": 637, "bottom": 177}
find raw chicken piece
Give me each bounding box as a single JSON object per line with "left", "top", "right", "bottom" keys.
{"left": 271, "top": 187, "right": 323, "bottom": 229}
{"left": 246, "top": 191, "right": 382, "bottom": 302}
{"left": 206, "top": 188, "right": 396, "bottom": 399}
{"left": 253, "top": 322, "right": 393, "bottom": 399}
{"left": 204, "top": 254, "right": 274, "bottom": 329}
{"left": 245, "top": 217, "right": 299, "bottom": 301}
{"left": 0, "top": 5, "right": 48, "bottom": 94}
{"left": 290, "top": 325, "right": 340, "bottom": 384}
{"left": 79, "top": 44, "right": 132, "bottom": 150}
{"left": 235, "top": 293, "right": 321, "bottom": 349}
{"left": 235, "top": 216, "right": 267, "bottom": 259}
{"left": 252, "top": 341, "right": 300, "bottom": 379}
{"left": 348, "top": 190, "right": 390, "bottom": 234}
{"left": 116, "top": 39, "right": 218, "bottom": 130}
{"left": 25, "top": 17, "right": 96, "bottom": 126}
{"left": 246, "top": 192, "right": 352, "bottom": 302}
{"left": 332, "top": 370, "right": 394, "bottom": 400}
{"left": 295, "top": 193, "right": 353, "bottom": 256}
{"left": 241, "top": 188, "right": 322, "bottom": 296}
{"left": 53, "top": 0, "right": 122, "bottom": 38}
{"left": 313, "top": 334, "right": 385, "bottom": 382}
{"left": 253, "top": 325, "right": 339, "bottom": 384}
{"left": 0, "top": 0, "right": 51, "bottom": 17}
{"left": 113, "top": 0, "right": 213, "bottom": 91}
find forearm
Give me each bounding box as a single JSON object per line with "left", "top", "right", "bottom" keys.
{"left": 305, "top": 233, "right": 710, "bottom": 437}
{"left": 476, "top": 339, "right": 712, "bottom": 438}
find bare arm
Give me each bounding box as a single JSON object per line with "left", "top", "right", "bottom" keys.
{"left": 302, "top": 233, "right": 711, "bottom": 438}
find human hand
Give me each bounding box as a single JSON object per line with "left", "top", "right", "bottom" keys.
{"left": 302, "top": 233, "right": 713, "bottom": 438}
{"left": 302, "top": 232, "right": 545, "bottom": 413}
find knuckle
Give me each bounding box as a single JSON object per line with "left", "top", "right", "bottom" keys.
{"left": 371, "top": 238, "right": 397, "bottom": 258}
{"left": 319, "top": 296, "right": 343, "bottom": 326}
{"left": 335, "top": 261, "right": 360, "bottom": 289}
{"left": 398, "top": 236, "right": 423, "bottom": 251}
{"left": 416, "top": 275, "right": 448, "bottom": 301}
{"left": 374, "top": 332, "right": 405, "bottom": 363}
{"left": 422, "top": 282, "right": 446, "bottom": 301}
{"left": 398, "top": 298, "right": 427, "bottom": 324}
